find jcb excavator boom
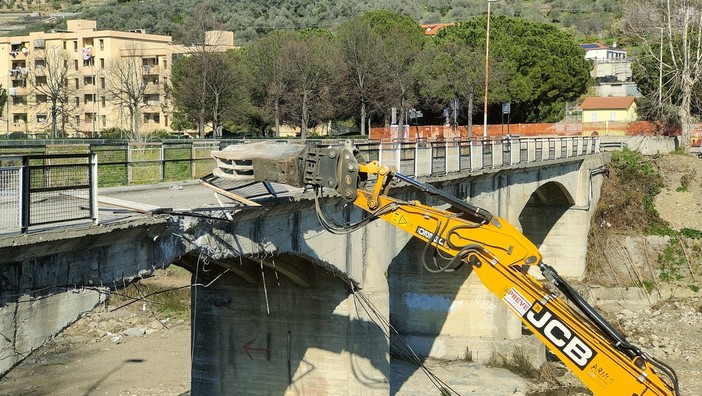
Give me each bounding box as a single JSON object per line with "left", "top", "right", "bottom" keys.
{"left": 211, "top": 141, "right": 679, "bottom": 396}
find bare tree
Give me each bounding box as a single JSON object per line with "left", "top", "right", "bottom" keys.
{"left": 204, "top": 53, "right": 240, "bottom": 138}
{"left": 28, "top": 46, "right": 75, "bottom": 139}
{"left": 105, "top": 43, "right": 148, "bottom": 141}
{"left": 175, "top": 4, "right": 229, "bottom": 138}
{"left": 625, "top": 0, "right": 702, "bottom": 150}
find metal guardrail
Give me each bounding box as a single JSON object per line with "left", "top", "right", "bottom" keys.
{"left": 0, "top": 153, "right": 97, "bottom": 233}
{"left": 357, "top": 136, "right": 599, "bottom": 178}
{"left": 0, "top": 137, "right": 601, "bottom": 186}
{"left": 599, "top": 141, "right": 628, "bottom": 151}
{"left": 0, "top": 137, "right": 598, "bottom": 233}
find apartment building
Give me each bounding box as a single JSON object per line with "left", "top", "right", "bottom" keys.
{"left": 0, "top": 19, "right": 234, "bottom": 137}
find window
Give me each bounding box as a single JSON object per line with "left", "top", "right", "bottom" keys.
{"left": 590, "top": 112, "right": 597, "bottom": 122}
{"left": 142, "top": 57, "right": 158, "bottom": 66}
{"left": 75, "top": 97, "right": 80, "bottom": 107}
{"left": 100, "top": 58, "right": 105, "bottom": 69}
{"left": 11, "top": 79, "right": 26, "bottom": 88}
{"left": 163, "top": 59, "right": 167, "bottom": 69}
{"left": 35, "top": 76, "right": 47, "bottom": 86}
{"left": 36, "top": 94, "right": 48, "bottom": 103}
{"left": 144, "top": 94, "right": 160, "bottom": 106}
{"left": 37, "top": 114, "right": 47, "bottom": 123}
{"left": 34, "top": 59, "right": 45, "bottom": 68}
{"left": 101, "top": 96, "right": 106, "bottom": 107}
{"left": 84, "top": 94, "right": 95, "bottom": 103}
{"left": 83, "top": 57, "right": 94, "bottom": 67}
{"left": 144, "top": 113, "right": 160, "bottom": 123}
{"left": 13, "top": 114, "right": 28, "bottom": 124}
{"left": 101, "top": 115, "right": 106, "bottom": 127}
{"left": 609, "top": 112, "right": 617, "bottom": 121}
{"left": 100, "top": 77, "right": 105, "bottom": 89}
{"left": 75, "top": 115, "right": 80, "bottom": 125}
{"left": 12, "top": 96, "right": 27, "bottom": 105}
{"left": 74, "top": 78, "right": 79, "bottom": 89}
{"left": 73, "top": 41, "right": 78, "bottom": 52}
{"left": 99, "top": 39, "right": 104, "bottom": 50}
{"left": 74, "top": 59, "right": 78, "bottom": 70}
{"left": 63, "top": 41, "right": 67, "bottom": 50}
{"left": 84, "top": 112, "right": 95, "bottom": 123}
{"left": 84, "top": 76, "right": 94, "bottom": 86}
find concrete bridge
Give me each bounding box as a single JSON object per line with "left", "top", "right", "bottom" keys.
{"left": 0, "top": 137, "right": 609, "bottom": 394}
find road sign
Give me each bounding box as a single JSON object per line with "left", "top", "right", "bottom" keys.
{"left": 409, "top": 109, "right": 423, "bottom": 119}
{"left": 502, "top": 102, "right": 511, "bottom": 115}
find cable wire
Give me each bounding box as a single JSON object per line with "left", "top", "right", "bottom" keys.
{"left": 350, "top": 287, "right": 460, "bottom": 395}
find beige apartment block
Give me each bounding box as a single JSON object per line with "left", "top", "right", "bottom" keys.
{"left": 0, "top": 19, "right": 234, "bottom": 138}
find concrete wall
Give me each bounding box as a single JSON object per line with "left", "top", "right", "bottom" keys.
{"left": 0, "top": 219, "right": 182, "bottom": 376}
{"left": 600, "top": 135, "right": 677, "bottom": 155}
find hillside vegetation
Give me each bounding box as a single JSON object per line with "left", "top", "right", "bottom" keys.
{"left": 3, "top": 0, "right": 622, "bottom": 44}
{"left": 587, "top": 150, "right": 702, "bottom": 293}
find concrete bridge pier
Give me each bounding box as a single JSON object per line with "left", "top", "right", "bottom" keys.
{"left": 178, "top": 201, "right": 412, "bottom": 395}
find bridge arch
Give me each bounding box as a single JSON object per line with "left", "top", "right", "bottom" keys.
{"left": 529, "top": 181, "right": 575, "bottom": 206}
{"left": 177, "top": 250, "right": 389, "bottom": 394}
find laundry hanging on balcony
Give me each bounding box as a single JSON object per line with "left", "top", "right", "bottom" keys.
{"left": 82, "top": 47, "right": 93, "bottom": 61}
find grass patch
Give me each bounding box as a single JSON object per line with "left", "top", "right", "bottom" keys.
{"left": 681, "top": 228, "right": 702, "bottom": 239}
{"left": 676, "top": 171, "right": 694, "bottom": 192}
{"left": 110, "top": 274, "right": 191, "bottom": 321}
{"left": 487, "top": 348, "right": 539, "bottom": 379}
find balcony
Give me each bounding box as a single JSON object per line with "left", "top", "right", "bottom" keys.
{"left": 142, "top": 65, "right": 160, "bottom": 75}
{"left": 9, "top": 86, "right": 29, "bottom": 96}
{"left": 10, "top": 119, "right": 27, "bottom": 132}
{"left": 9, "top": 48, "right": 28, "bottom": 60}
{"left": 9, "top": 68, "right": 28, "bottom": 80}
{"left": 143, "top": 83, "right": 162, "bottom": 95}
{"left": 81, "top": 102, "right": 98, "bottom": 113}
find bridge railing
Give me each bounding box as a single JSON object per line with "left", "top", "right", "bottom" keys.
{"left": 356, "top": 136, "right": 599, "bottom": 178}
{"left": 0, "top": 153, "right": 97, "bottom": 234}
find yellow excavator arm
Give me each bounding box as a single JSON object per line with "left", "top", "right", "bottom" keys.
{"left": 211, "top": 141, "right": 679, "bottom": 396}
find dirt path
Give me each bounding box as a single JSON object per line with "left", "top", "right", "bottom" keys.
{"left": 0, "top": 272, "right": 192, "bottom": 396}
{"left": 0, "top": 324, "right": 191, "bottom": 396}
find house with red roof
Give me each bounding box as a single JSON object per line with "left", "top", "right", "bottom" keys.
{"left": 580, "top": 96, "right": 637, "bottom": 124}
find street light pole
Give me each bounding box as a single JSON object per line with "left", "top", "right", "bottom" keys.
{"left": 483, "top": 0, "right": 499, "bottom": 138}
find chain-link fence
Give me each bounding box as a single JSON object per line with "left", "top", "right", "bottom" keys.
{"left": 0, "top": 157, "right": 22, "bottom": 232}
{"left": 0, "top": 154, "right": 97, "bottom": 234}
